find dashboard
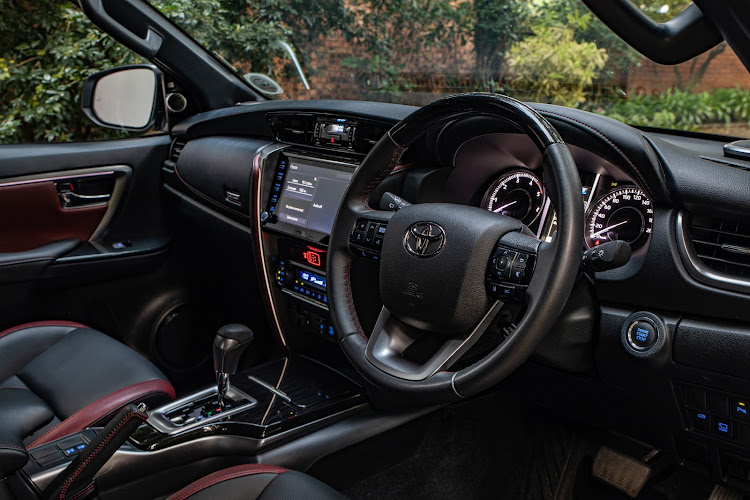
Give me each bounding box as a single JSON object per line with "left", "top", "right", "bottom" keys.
{"left": 164, "top": 98, "right": 750, "bottom": 492}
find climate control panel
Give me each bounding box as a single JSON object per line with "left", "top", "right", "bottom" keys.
{"left": 274, "top": 241, "right": 334, "bottom": 339}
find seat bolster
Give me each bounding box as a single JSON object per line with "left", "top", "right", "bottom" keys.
{"left": 167, "top": 465, "right": 288, "bottom": 500}
{"left": 166, "top": 466, "right": 347, "bottom": 500}
{"left": 0, "top": 322, "right": 85, "bottom": 381}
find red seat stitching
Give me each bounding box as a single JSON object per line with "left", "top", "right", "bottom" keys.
{"left": 167, "top": 465, "right": 289, "bottom": 500}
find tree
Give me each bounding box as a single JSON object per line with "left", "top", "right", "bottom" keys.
{"left": 0, "top": 2, "right": 140, "bottom": 143}
{"left": 505, "top": 12, "right": 608, "bottom": 107}
{"left": 340, "top": 0, "right": 473, "bottom": 99}
{"left": 472, "top": 0, "right": 531, "bottom": 85}
{"left": 0, "top": 0, "right": 346, "bottom": 143}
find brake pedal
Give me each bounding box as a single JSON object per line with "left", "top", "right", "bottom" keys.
{"left": 592, "top": 446, "right": 651, "bottom": 498}
{"left": 708, "top": 484, "right": 743, "bottom": 500}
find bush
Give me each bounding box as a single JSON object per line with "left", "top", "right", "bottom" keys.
{"left": 505, "top": 12, "right": 608, "bottom": 107}
{"left": 591, "top": 88, "right": 750, "bottom": 131}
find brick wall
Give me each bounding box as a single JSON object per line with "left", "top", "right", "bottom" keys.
{"left": 627, "top": 44, "right": 750, "bottom": 95}
{"left": 278, "top": 34, "right": 750, "bottom": 103}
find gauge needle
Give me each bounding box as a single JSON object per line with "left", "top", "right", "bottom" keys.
{"left": 591, "top": 220, "right": 627, "bottom": 238}
{"left": 493, "top": 200, "right": 517, "bottom": 213}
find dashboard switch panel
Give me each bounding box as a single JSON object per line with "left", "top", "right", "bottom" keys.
{"left": 676, "top": 381, "right": 750, "bottom": 448}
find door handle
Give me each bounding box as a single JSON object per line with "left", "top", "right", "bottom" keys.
{"left": 58, "top": 190, "right": 111, "bottom": 208}
{"left": 55, "top": 177, "right": 114, "bottom": 209}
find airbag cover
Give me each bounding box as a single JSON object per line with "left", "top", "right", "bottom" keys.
{"left": 379, "top": 203, "right": 522, "bottom": 335}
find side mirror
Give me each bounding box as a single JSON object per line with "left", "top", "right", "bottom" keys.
{"left": 82, "top": 64, "right": 165, "bottom": 131}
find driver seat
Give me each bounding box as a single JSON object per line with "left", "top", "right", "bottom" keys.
{"left": 166, "top": 464, "right": 345, "bottom": 500}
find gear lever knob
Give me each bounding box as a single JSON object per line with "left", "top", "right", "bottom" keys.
{"left": 213, "top": 324, "right": 253, "bottom": 408}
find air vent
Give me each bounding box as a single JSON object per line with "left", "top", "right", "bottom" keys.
{"left": 689, "top": 215, "right": 750, "bottom": 278}
{"left": 170, "top": 138, "right": 188, "bottom": 163}
{"left": 354, "top": 121, "right": 390, "bottom": 153}
{"left": 267, "top": 113, "right": 316, "bottom": 146}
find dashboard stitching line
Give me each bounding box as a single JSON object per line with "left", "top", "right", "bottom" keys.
{"left": 541, "top": 110, "right": 654, "bottom": 196}
{"left": 361, "top": 146, "right": 406, "bottom": 208}
{"left": 343, "top": 259, "right": 367, "bottom": 340}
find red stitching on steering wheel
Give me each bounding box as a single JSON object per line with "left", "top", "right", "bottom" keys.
{"left": 344, "top": 260, "right": 367, "bottom": 340}
{"left": 361, "top": 146, "right": 406, "bottom": 208}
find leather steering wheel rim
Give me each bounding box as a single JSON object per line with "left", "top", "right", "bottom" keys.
{"left": 327, "top": 93, "right": 583, "bottom": 405}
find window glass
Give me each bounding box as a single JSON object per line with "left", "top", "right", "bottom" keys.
{"left": 0, "top": 1, "right": 146, "bottom": 143}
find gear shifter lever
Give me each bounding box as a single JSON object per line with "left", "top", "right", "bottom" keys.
{"left": 213, "top": 324, "right": 254, "bottom": 408}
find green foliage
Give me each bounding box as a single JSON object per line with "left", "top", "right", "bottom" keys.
{"left": 638, "top": 0, "right": 692, "bottom": 22}
{"left": 472, "top": 0, "right": 532, "bottom": 83}
{"left": 0, "top": 2, "right": 141, "bottom": 143}
{"left": 505, "top": 12, "right": 608, "bottom": 107}
{"left": 155, "top": 0, "right": 347, "bottom": 76}
{"left": 341, "top": 0, "right": 473, "bottom": 97}
{"left": 590, "top": 88, "right": 750, "bottom": 131}
{"left": 0, "top": 0, "right": 345, "bottom": 144}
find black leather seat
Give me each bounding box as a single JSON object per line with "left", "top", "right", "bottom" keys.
{"left": 166, "top": 464, "right": 345, "bottom": 500}
{"left": 0, "top": 321, "right": 175, "bottom": 448}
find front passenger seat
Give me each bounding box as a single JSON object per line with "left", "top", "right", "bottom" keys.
{"left": 0, "top": 321, "right": 175, "bottom": 448}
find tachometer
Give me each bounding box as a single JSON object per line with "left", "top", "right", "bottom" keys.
{"left": 481, "top": 170, "right": 545, "bottom": 226}
{"left": 585, "top": 187, "right": 653, "bottom": 250}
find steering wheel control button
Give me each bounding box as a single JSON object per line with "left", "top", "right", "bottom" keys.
{"left": 490, "top": 283, "right": 516, "bottom": 299}
{"left": 486, "top": 244, "right": 537, "bottom": 302}
{"left": 516, "top": 253, "right": 529, "bottom": 266}
{"left": 350, "top": 218, "right": 388, "bottom": 262}
{"left": 627, "top": 320, "right": 657, "bottom": 350}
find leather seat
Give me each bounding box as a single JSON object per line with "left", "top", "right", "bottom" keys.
{"left": 0, "top": 321, "right": 175, "bottom": 448}
{"left": 166, "top": 464, "right": 345, "bottom": 500}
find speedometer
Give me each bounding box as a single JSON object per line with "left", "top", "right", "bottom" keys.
{"left": 481, "top": 170, "right": 545, "bottom": 226}
{"left": 585, "top": 187, "right": 653, "bottom": 250}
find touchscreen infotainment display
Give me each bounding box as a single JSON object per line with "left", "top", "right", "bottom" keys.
{"left": 275, "top": 156, "right": 354, "bottom": 235}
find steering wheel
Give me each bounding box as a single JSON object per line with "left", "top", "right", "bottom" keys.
{"left": 328, "top": 93, "right": 583, "bottom": 405}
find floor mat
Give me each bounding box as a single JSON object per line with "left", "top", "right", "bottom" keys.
{"left": 337, "top": 391, "right": 717, "bottom": 500}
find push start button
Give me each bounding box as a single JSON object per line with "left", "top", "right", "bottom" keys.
{"left": 627, "top": 320, "right": 657, "bottom": 350}
{"left": 620, "top": 312, "right": 666, "bottom": 357}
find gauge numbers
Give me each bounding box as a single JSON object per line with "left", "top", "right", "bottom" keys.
{"left": 585, "top": 187, "right": 653, "bottom": 251}
{"left": 481, "top": 170, "right": 545, "bottom": 226}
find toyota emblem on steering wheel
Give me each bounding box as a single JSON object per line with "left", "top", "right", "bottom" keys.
{"left": 404, "top": 222, "right": 446, "bottom": 257}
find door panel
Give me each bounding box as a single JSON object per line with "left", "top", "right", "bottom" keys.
{"left": 0, "top": 135, "right": 173, "bottom": 340}
{"left": 0, "top": 180, "right": 108, "bottom": 252}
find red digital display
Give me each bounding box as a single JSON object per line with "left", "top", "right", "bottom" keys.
{"left": 302, "top": 249, "right": 323, "bottom": 267}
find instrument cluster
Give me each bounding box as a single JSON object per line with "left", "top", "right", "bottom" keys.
{"left": 479, "top": 168, "right": 653, "bottom": 251}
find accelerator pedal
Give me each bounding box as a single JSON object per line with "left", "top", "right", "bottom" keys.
{"left": 591, "top": 446, "right": 651, "bottom": 498}
{"left": 707, "top": 484, "right": 743, "bottom": 500}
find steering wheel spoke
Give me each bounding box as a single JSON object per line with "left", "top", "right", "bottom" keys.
{"left": 364, "top": 301, "right": 505, "bottom": 381}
